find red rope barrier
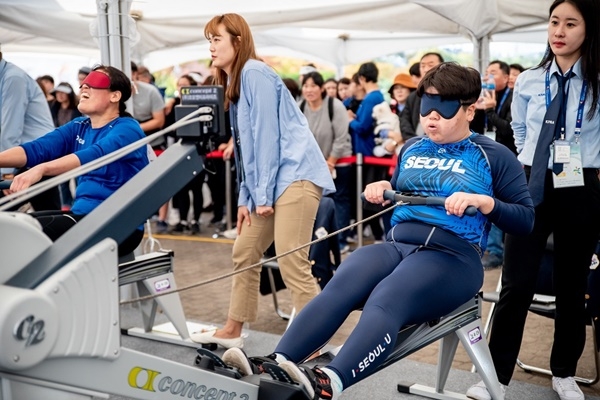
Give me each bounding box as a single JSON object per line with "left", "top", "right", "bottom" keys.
{"left": 336, "top": 154, "right": 397, "bottom": 176}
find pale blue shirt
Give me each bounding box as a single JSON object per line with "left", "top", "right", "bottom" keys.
{"left": 511, "top": 58, "right": 600, "bottom": 168}
{"left": 233, "top": 59, "right": 335, "bottom": 211}
{"left": 0, "top": 58, "right": 55, "bottom": 175}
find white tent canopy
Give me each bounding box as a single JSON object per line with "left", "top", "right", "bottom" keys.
{"left": 0, "top": 0, "right": 552, "bottom": 72}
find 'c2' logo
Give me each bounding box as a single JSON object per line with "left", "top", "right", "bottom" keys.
{"left": 14, "top": 315, "right": 46, "bottom": 347}
{"left": 128, "top": 367, "right": 160, "bottom": 392}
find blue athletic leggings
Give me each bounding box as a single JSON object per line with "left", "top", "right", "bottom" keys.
{"left": 275, "top": 222, "right": 483, "bottom": 389}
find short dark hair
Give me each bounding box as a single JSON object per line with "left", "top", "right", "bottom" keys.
{"left": 421, "top": 52, "right": 444, "bottom": 63}
{"left": 509, "top": 63, "right": 525, "bottom": 73}
{"left": 351, "top": 73, "right": 360, "bottom": 85}
{"left": 38, "top": 75, "right": 54, "bottom": 84}
{"left": 302, "top": 71, "right": 325, "bottom": 87}
{"left": 338, "top": 77, "right": 351, "bottom": 86}
{"left": 488, "top": 60, "right": 510, "bottom": 75}
{"left": 130, "top": 61, "right": 138, "bottom": 73}
{"left": 178, "top": 74, "right": 198, "bottom": 86}
{"left": 357, "top": 62, "right": 378, "bottom": 83}
{"left": 409, "top": 62, "right": 421, "bottom": 78}
{"left": 137, "top": 65, "right": 152, "bottom": 78}
{"left": 417, "top": 62, "right": 480, "bottom": 105}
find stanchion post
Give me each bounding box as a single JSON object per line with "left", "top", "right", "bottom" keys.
{"left": 225, "top": 157, "right": 233, "bottom": 231}
{"left": 356, "top": 153, "right": 363, "bottom": 248}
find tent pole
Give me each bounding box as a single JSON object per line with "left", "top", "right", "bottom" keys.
{"left": 96, "top": 0, "right": 110, "bottom": 66}
{"left": 119, "top": 0, "right": 132, "bottom": 77}
{"left": 107, "top": 0, "right": 122, "bottom": 69}
{"left": 481, "top": 35, "right": 490, "bottom": 74}
{"left": 473, "top": 35, "right": 491, "bottom": 74}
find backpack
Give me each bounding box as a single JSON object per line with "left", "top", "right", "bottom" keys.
{"left": 300, "top": 96, "right": 334, "bottom": 121}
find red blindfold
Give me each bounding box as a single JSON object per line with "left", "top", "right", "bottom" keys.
{"left": 80, "top": 71, "right": 111, "bottom": 89}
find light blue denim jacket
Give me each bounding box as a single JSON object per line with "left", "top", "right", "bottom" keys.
{"left": 232, "top": 59, "right": 335, "bottom": 212}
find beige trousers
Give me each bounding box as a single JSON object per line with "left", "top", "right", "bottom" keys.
{"left": 228, "top": 180, "right": 322, "bottom": 323}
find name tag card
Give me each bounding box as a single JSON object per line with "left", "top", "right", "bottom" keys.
{"left": 552, "top": 142, "right": 584, "bottom": 188}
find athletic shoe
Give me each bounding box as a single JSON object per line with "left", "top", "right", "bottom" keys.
{"left": 278, "top": 361, "right": 333, "bottom": 399}
{"left": 466, "top": 380, "right": 506, "bottom": 400}
{"left": 190, "top": 221, "right": 201, "bottom": 235}
{"left": 222, "top": 228, "right": 238, "bottom": 239}
{"left": 482, "top": 253, "right": 503, "bottom": 269}
{"left": 155, "top": 220, "right": 168, "bottom": 234}
{"left": 209, "top": 216, "right": 224, "bottom": 225}
{"left": 171, "top": 222, "right": 190, "bottom": 234}
{"left": 339, "top": 244, "right": 350, "bottom": 255}
{"left": 552, "top": 376, "right": 584, "bottom": 400}
{"left": 222, "top": 348, "right": 277, "bottom": 377}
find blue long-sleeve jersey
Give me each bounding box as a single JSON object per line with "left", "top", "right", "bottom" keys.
{"left": 390, "top": 132, "right": 534, "bottom": 251}
{"left": 21, "top": 116, "right": 149, "bottom": 216}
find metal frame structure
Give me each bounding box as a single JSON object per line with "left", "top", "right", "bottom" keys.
{"left": 0, "top": 84, "right": 505, "bottom": 399}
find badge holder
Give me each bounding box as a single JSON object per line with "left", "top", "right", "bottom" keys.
{"left": 552, "top": 137, "right": 584, "bottom": 188}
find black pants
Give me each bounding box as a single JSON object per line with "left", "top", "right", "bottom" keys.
{"left": 489, "top": 168, "right": 600, "bottom": 384}
{"left": 362, "top": 164, "right": 391, "bottom": 240}
{"left": 205, "top": 158, "right": 226, "bottom": 221}
{"left": 31, "top": 210, "right": 144, "bottom": 257}
{"left": 173, "top": 172, "right": 206, "bottom": 222}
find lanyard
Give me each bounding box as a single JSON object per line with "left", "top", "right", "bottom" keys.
{"left": 484, "top": 87, "right": 510, "bottom": 131}
{"left": 545, "top": 69, "right": 587, "bottom": 140}
{"left": 496, "top": 87, "right": 510, "bottom": 113}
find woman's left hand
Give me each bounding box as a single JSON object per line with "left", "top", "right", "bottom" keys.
{"left": 445, "top": 192, "right": 494, "bottom": 216}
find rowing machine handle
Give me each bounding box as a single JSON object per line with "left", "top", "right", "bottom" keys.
{"left": 0, "top": 180, "right": 11, "bottom": 190}
{"left": 381, "top": 190, "right": 478, "bottom": 216}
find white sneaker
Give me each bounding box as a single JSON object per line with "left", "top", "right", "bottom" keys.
{"left": 222, "top": 228, "right": 238, "bottom": 239}
{"left": 552, "top": 376, "right": 584, "bottom": 400}
{"left": 466, "top": 380, "right": 506, "bottom": 400}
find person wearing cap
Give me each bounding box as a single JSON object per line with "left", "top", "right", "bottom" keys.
{"left": 388, "top": 73, "right": 416, "bottom": 115}
{"left": 0, "top": 51, "right": 61, "bottom": 211}
{"left": 77, "top": 66, "right": 91, "bottom": 87}
{"left": 377, "top": 73, "right": 418, "bottom": 155}
{"left": 0, "top": 65, "right": 149, "bottom": 256}
{"left": 298, "top": 63, "right": 317, "bottom": 87}
{"left": 50, "top": 82, "right": 81, "bottom": 128}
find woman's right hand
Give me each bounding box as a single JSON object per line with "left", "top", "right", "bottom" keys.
{"left": 236, "top": 206, "right": 251, "bottom": 236}
{"left": 363, "top": 180, "right": 393, "bottom": 205}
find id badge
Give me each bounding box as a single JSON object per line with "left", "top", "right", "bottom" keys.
{"left": 552, "top": 142, "right": 584, "bottom": 188}
{"left": 553, "top": 140, "right": 571, "bottom": 163}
